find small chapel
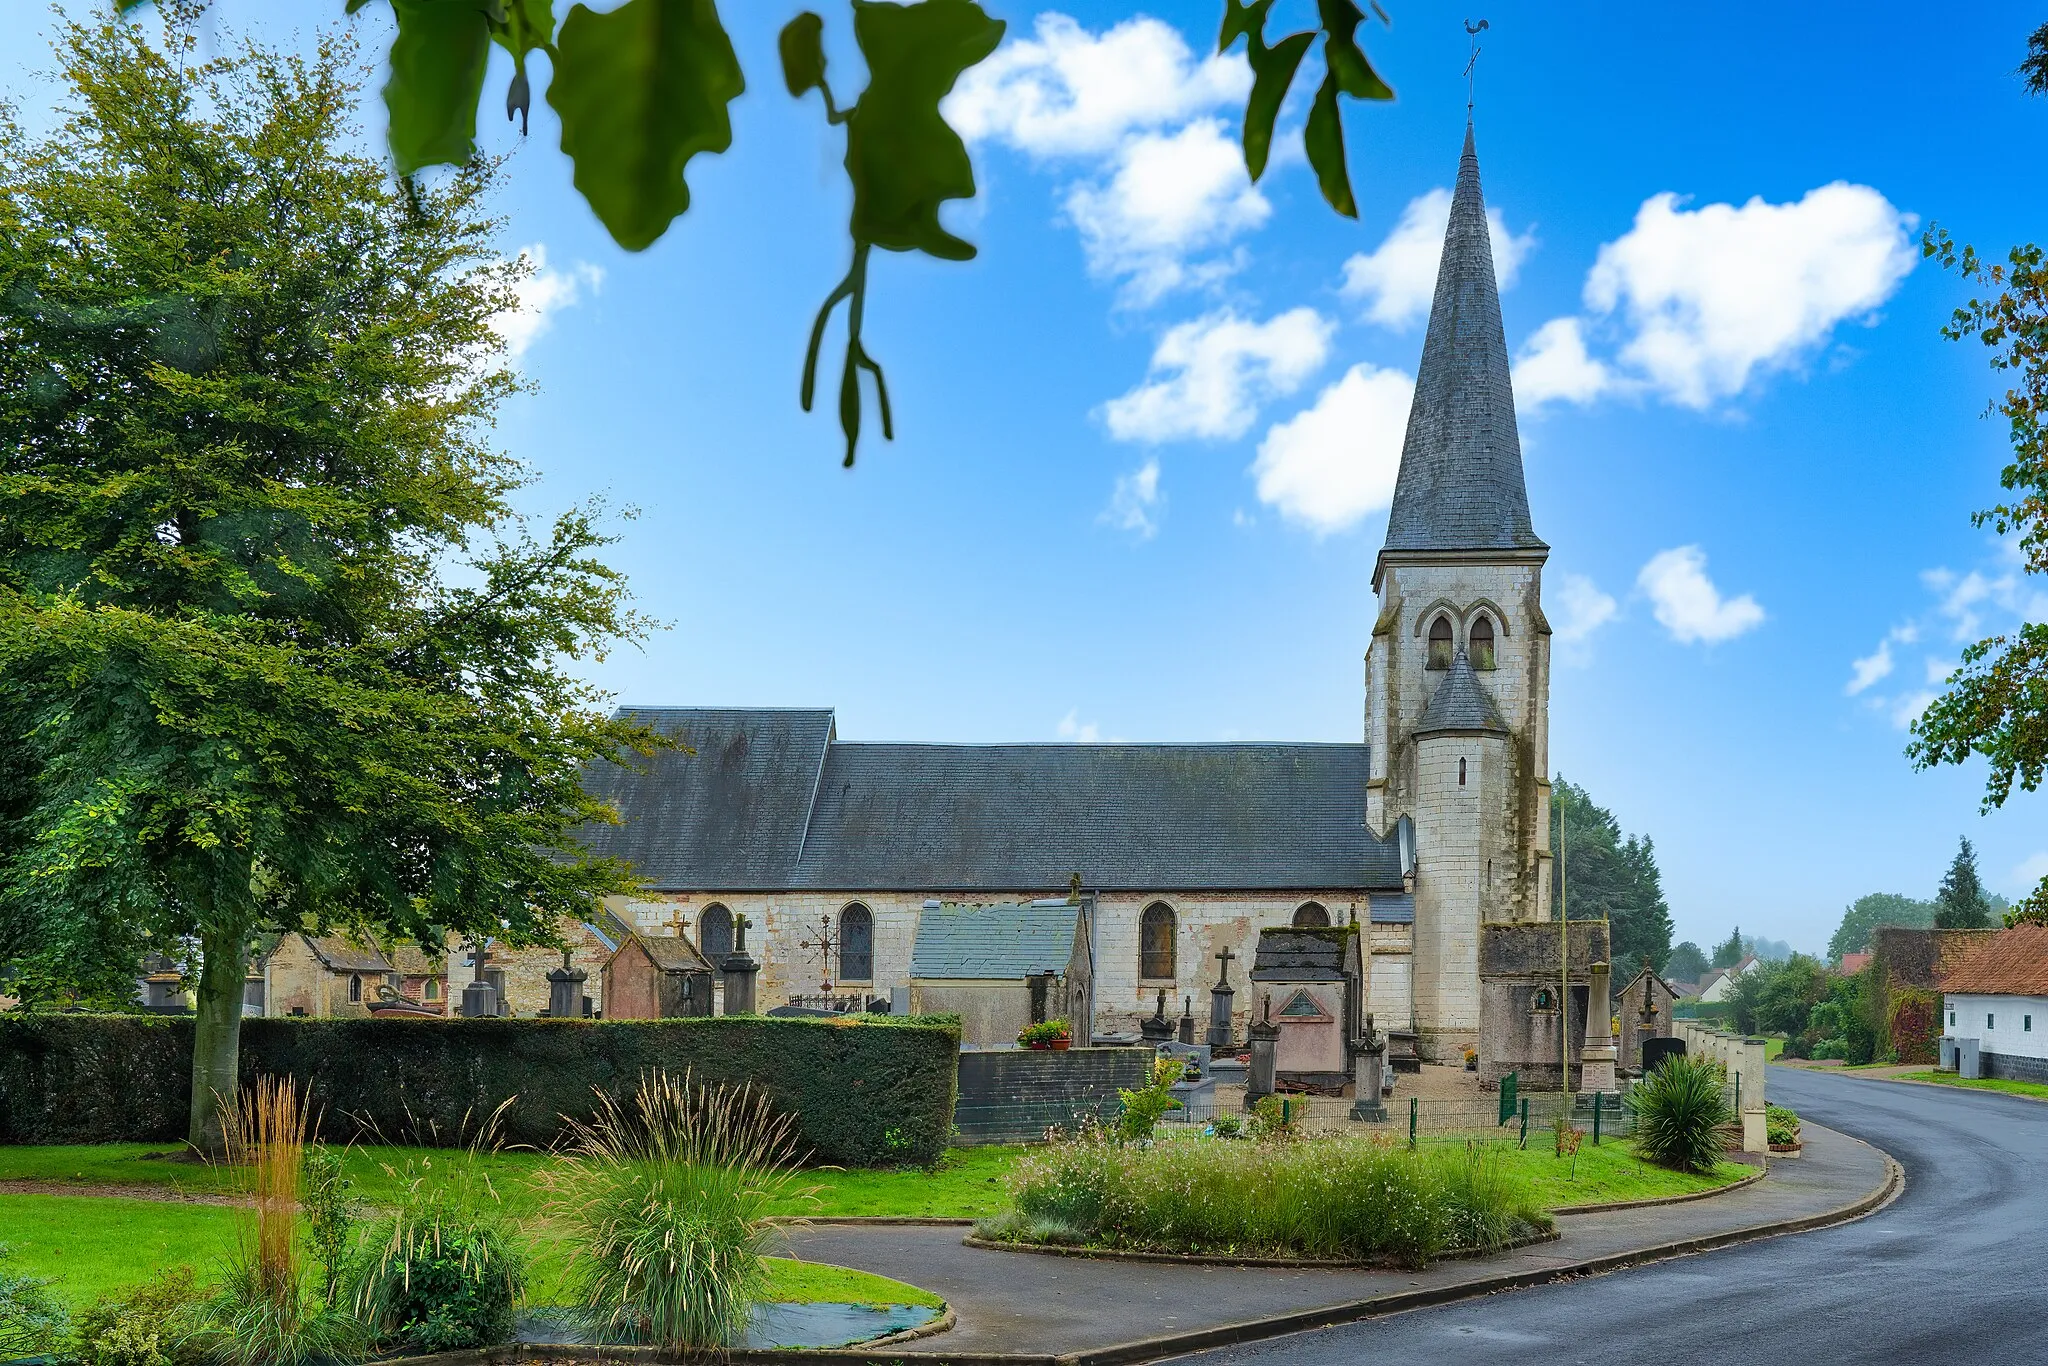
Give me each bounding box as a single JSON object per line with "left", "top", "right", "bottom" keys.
{"left": 576, "top": 124, "right": 1605, "bottom": 1082}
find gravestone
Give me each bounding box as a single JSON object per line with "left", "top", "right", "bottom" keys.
{"left": 545, "top": 949, "right": 587, "bottom": 1019}
{"left": 1348, "top": 1012, "right": 1389, "bottom": 1121}
{"left": 1140, "top": 987, "right": 1175, "bottom": 1043}
{"left": 1207, "top": 947, "right": 1237, "bottom": 1051}
{"left": 1641, "top": 1036, "right": 1685, "bottom": 1074}
{"left": 722, "top": 914, "right": 760, "bottom": 1015}
{"left": 1178, "top": 995, "right": 1196, "bottom": 1045}
{"left": 1244, "top": 994, "right": 1279, "bottom": 1110}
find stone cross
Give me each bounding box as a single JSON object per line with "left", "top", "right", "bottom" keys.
{"left": 1214, "top": 946, "right": 1235, "bottom": 988}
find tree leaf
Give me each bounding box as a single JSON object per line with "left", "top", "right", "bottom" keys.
{"left": 780, "top": 11, "right": 828, "bottom": 98}
{"left": 1303, "top": 68, "right": 1356, "bottom": 218}
{"left": 1241, "top": 30, "right": 1313, "bottom": 181}
{"left": 384, "top": 0, "right": 496, "bottom": 176}
{"left": 1217, "top": 0, "right": 1272, "bottom": 54}
{"left": 491, "top": 0, "right": 556, "bottom": 58}
{"left": 548, "top": 0, "right": 744, "bottom": 252}
{"left": 1317, "top": 0, "right": 1394, "bottom": 101}
{"left": 845, "top": 0, "right": 1005, "bottom": 261}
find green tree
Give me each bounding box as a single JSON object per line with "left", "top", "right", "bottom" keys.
{"left": 1753, "top": 954, "right": 1828, "bottom": 1038}
{"left": 1549, "top": 777, "right": 1675, "bottom": 983}
{"left": 1711, "top": 928, "right": 1745, "bottom": 971}
{"left": 1933, "top": 836, "right": 1993, "bottom": 929}
{"left": 1664, "top": 941, "right": 1709, "bottom": 985}
{"left": 0, "top": 17, "right": 662, "bottom": 1152}
{"left": 1827, "top": 893, "right": 1938, "bottom": 962}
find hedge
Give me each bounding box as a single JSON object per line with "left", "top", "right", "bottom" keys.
{"left": 0, "top": 1013, "right": 961, "bottom": 1167}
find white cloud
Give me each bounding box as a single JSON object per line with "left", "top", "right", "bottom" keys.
{"left": 497, "top": 244, "right": 603, "bottom": 359}
{"left": 1582, "top": 184, "right": 1917, "bottom": 407}
{"left": 1637, "top": 546, "right": 1765, "bottom": 644}
{"left": 1056, "top": 708, "right": 1103, "bottom": 742}
{"left": 946, "top": 14, "right": 1263, "bottom": 305}
{"left": 1103, "top": 308, "right": 1334, "bottom": 443}
{"left": 1339, "top": 187, "right": 1536, "bottom": 329}
{"left": 1890, "top": 690, "right": 1937, "bottom": 729}
{"left": 2010, "top": 851, "right": 2048, "bottom": 895}
{"left": 1552, "top": 573, "right": 1619, "bottom": 664}
{"left": 1102, "top": 458, "right": 1164, "bottom": 538}
{"left": 1065, "top": 119, "right": 1269, "bottom": 304}
{"left": 1513, "top": 317, "right": 1614, "bottom": 408}
{"left": 947, "top": 13, "right": 1247, "bottom": 157}
{"left": 1846, "top": 639, "right": 1894, "bottom": 696}
{"left": 1924, "top": 657, "right": 1956, "bottom": 685}
{"left": 1248, "top": 363, "right": 1411, "bottom": 536}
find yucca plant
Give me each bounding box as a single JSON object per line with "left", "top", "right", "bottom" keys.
{"left": 1626, "top": 1054, "right": 1734, "bottom": 1174}
{"left": 197, "top": 1077, "right": 365, "bottom": 1366}
{"left": 543, "top": 1072, "right": 813, "bottom": 1352}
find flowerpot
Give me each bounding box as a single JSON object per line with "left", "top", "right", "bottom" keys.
{"left": 1027, "top": 1041, "right": 1050, "bottom": 1051}
{"left": 1051, "top": 1037, "right": 1071, "bottom": 1051}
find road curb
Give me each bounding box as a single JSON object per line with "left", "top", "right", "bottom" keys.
{"left": 958, "top": 1226, "right": 1560, "bottom": 1269}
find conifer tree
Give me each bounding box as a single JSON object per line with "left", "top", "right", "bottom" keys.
{"left": 1933, "top": 837, "right": 1993, "bottom": 929}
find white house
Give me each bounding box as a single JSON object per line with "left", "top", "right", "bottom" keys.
{"left": 1697, "top": 954, "right": 1760, "bottom": 1004}
{"left": 1940, "top": 924, "right": 2048, "bottom": 1084}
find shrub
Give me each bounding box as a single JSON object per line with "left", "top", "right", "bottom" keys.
{"left": 1113, "top": 1057, "right": 1183, "bottom": 1143}
{"left": 1809, "top": 1037, "right": 1850, "bottom": 1062}
{"left": 349, "top": 1116, "right": 524, "bottom": 1354}
{"left": 1766, "top": 1104, "right": 1802, "bottom": 1148}
{"left": 0, "top": 1014, "right": 960, "bottom": 1168}
{"left": 0, "top": 1246, "right": 69, "bottom": 1362}
{"left": 1248, "top": 1094, "right": 1306, "bottom": 1140}
{"left": 67, "top": 1268, "right": 205, "bottom": 1366}
{"left": 980, "top": 1132, "right": 1546, "bottom": 1267}
{"left": 300, "top": 1145, "right": 360, "bottom": 1309}
{"left": 543, "top": 1071, "right": 812, "bottom": 1352}
{"left": 1627, "top": 1054, "right": 1733, "bottom": 1174}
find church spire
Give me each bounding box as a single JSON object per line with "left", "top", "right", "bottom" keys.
{"left": 1379, "top": 124, "right": 1543, "bottom": 562}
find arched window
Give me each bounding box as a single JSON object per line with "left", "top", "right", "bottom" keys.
{"left": 424, "top": 978, "right": 440, "bottom": 1002}
{"left": 699, "top": 904, "right": 734, "bottom": 964}
{"left": 348, "top": 974, "right": 362, "bottom": 1003}
{"left": 1140, "top": 902, "right": 1176, "bottom": 980}
{"left": 1459, "top": 756, "right": 1467, "bottom": 786}
{"left": 1469, "top": 614, "right": 1496, "bottom": 670}
{"left": 839, "top": 903, "right": 874, "bottom": 982}
{"left": 1427, "top": 614, "right": 1454, "bottom": 670}
{"left": 1292, "top": 901, "right": 1330, "bottom": 928}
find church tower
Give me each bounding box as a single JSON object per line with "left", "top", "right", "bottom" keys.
{"left": 1364, "top": 124, "right": 1553, "bottom": 1062}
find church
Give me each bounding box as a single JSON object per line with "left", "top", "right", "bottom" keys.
{"left": 578, "top": 127, "right": 1602, "bottom": 1075}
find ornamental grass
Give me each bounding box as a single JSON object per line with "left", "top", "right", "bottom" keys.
{"left": 541, "top": 1071, "right": 816, "bottom": 1352}
{"left": 980, "top": 1131, "right": 1546, "bottom": 1267}
{"left": 1627, "top": 1054, "right": 1734, "bottom": 1175}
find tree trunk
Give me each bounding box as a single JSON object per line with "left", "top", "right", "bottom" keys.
{"left": 187, "top": 925, "right": 249, "bottom": 1156}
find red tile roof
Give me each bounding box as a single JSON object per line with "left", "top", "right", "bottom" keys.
{"left": 1838, "top": 952, "right": 1872, "bottom": 975}
{"left": 1939, "top": 924, "right": 2048, "bottom": 997}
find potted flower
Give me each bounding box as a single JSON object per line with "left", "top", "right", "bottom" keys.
{"left": 1018, "top": 1019, "right": 1072, "bottom": 1051}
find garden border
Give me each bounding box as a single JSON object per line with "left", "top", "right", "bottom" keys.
{"left": 957, "top": 1225, "right": 1561, "bottom": 1269}
{"left": 1547, "top": 1161, "right": 1766, "bottom": 1214}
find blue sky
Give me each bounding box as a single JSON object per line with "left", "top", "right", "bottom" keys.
{"left": 7, "top": 1, "right": 2047, "bottom": 956}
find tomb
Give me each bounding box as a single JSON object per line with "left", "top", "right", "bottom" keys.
{"left": 1250, "top": 925, "right": 1365, "bottom": 1093}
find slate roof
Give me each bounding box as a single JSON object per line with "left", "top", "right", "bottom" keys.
{"left": 632, "top": 933, "right": 716, "bottom": 974}
{"left": 910, "top": 903, "right": 1079, "bottom": 979}
{"left": 1369, "top": 893, "right": 1415, "bottom": 925}
{"left": 1250, "top": 927, "right": 1355, "bottom": 982}
{"left": 1940, "top": 924, "right": 2048, "bottom": 996}
{"left": 1414, "top": 652, "right": 1509, "bottom": 736}
{"left": 1381, "top": 124, "right": 1544, "bottom": 559}
{"left": 301, "top": 935, "right": 393, "bottom": 975}
{"left": 578, "top": 709, "right": 1404, "bottom": 893}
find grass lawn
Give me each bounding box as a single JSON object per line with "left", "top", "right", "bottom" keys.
{"left": 1764, "top": 1037, "right": 1786, "bottom": 1061}
{"left": 1415, "top": 1137, "right": 1750, "bottom": 1209}
{"left": 0, "top": 1143, "right": 1016, "bottom": 1221}
{"left": 1892, "top": 1070, "right": 2048, "bottom": 1102}
{"left": 0, "top": 1194, "right": 938, "bottom": 1311}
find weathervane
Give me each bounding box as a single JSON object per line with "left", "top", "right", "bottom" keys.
{"left": 1463, "top": 18, "right": 1489, "bottom": 115}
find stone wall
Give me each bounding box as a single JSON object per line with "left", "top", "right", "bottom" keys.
{"left": 609, "top": 889, "right": 1411, "bottom": 1041}
{"left": 953, "top": 1046, "right": 1151, "bottom": 1144}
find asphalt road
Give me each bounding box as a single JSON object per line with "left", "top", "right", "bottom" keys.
{"left": 1168, "top": 1069, "right": 2048, "bottom": 1366}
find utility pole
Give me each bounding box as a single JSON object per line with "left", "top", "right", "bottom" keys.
{"left": 1560, "top": 800, "right": 1570, "bottom": 1099}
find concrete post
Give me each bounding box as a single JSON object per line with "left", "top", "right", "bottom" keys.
{"left": 1740, "top": 1036, "right": 1768, "bottom": 1154}
{"left": 1581, "top": 961, "right": 1617, "bottom": 1094}
{"left": 1244, "top": 994, "right": 1279, "bottom": 1111}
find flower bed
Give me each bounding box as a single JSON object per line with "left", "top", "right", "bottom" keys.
{"left": 974, "top": 1133, "right": 1548, "bottom": 1268}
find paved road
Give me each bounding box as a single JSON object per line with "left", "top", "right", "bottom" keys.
{"left": 1169, "top": 1069, "right": 2048, "bottom": 1366}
